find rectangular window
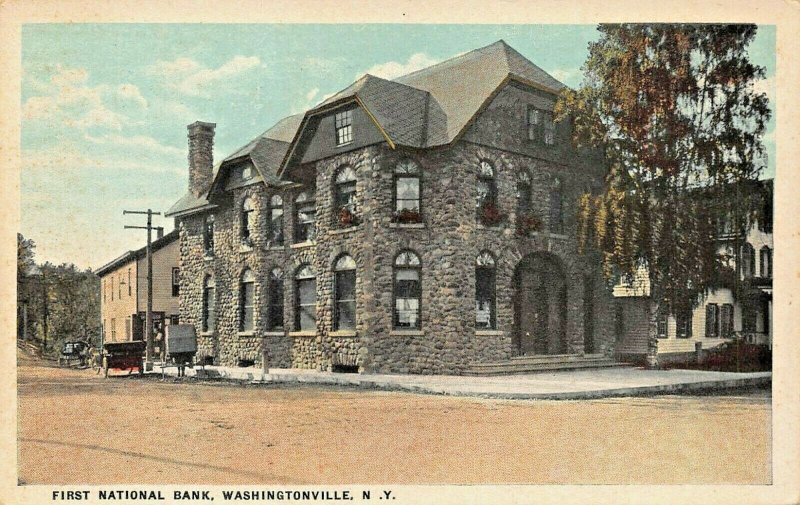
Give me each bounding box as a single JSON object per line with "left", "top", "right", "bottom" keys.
{"left": 203, "top": 216, "right": 215, "bottom": 254}
{"left": 296, "top": 278, "right": 316, "bottom": 331}
{"left": 103, "top": 279, "right": 106, "bottom": 302}
{"left": 656, "top": 313, "right": 668, "bottom": 339}
{"left": 240, "top": 282, "right": 254, "bottom": 332}
{"left": 475, "top": 267, "right": 496, "bottom": 330}
{"left": 705, "top": 304, "right": 719, "bottom": 337}
{"left": 111, "top": 277, "right": 114, "bottom": 301}
{"left": 295, "top": 195, "right": 316, "bottom": 243}
{"left": 742, "top": 304, "right": 757, "bottom": 332}
{"left": 269, "top": 204, "right": 284, "bottom": 246}
{"left": 335, "top": 270, "right": 356, "bottom": 331}
{"left": 128, "top": 268, "right": 132, "bottom": 296}
{"left": 527, "top": 106, "right": 555, "bottom": 145}
{"left": 267, "top": 275, "right": 284, "bottom": 331}
{"left": 335, "top": 110, "right": 353, "bottom": 145}
{"left": 111, "top": 318, "right": 116, "bottom": 341}
{"left": 125, "top": 317, "right": 131, "bottom": 340}
{"left": 171, "top": 267, "right": 180, "bottom": 297}
{"left": 203, "top": 286, "right": 215, "bottom": 332}
{"left": 394, "top": 270, "right": 421, "bottom": 329}
{"left": 395, "top": 176, "right": 420, "bottom": 212}
{"left": 676, "top": 310, "right": 692, "bottom": 339}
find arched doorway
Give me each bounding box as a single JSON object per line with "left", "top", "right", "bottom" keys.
{"left": 514, "top": 253, "right": 567, "bottom": 355}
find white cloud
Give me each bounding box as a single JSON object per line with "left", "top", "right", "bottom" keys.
{"left": 83, "top": 133, "right": 183, "bottom": 157}
{"left": 305, "top": 88, "right": 320, "bottom": 102}
{"left": 117, "top": 84, "right": 148, "bottom": 108}
{"left": 148, "top": 55, "right": 263, "bottom": 97}
{"left": 359, "top": 53, "right": 439, "bottom": 80}
{"left": 22, "top": 64, "right": 147, "bottom": 131}
{"left": 23, "top": 144, "right": 183, "bottom": 175}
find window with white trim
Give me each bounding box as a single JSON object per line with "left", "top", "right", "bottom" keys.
{"left": 334, "top": 255, "right": 356, "bottom": 331}
{"left": 335, "top": 110, "right": 353, "bottom": 145}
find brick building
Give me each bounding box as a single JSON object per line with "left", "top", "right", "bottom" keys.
{"left": 94, "top": 230, "right": 180, "bottom": 346}
{"left": 165, "top": 40, "right": 618, "bottom": 374}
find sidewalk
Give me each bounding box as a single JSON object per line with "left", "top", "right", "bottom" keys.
{"left": 152, "top": 364, "right": 771, "bottom": 400}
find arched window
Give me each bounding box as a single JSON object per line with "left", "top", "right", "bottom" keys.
{"left": 239, "top": 269, "right": 255, "bottom": 332}
{"left": 334, "top": 255, "right": 357, "bottom": 331}
{"left": 268, "top": 195, "right": 284, "bottom": 246}
{"left": 241, "top": 197, "right": 255, "bottom": 243}
{"left": 549, "top": 178, "right": 563, "bottom": 234}
{"left": 267, "top": 268, "right": 284, "bottom": 331}
{"left": 334, "top": 166, "right": 357, "bottom": 227}
{"left": 760, "top": 246, "right": 772, "bottom": 278}
{"left": 741, "top": 243, "right": 756, "bottom": 277}
{"left": 295, "top": 264, "right": 316, "bottom": 331}
{"left": 202, "top": 275, "right": 216, "bottom": 332}
{"left": 393, "top": 251, "right": 422, "bottom": 329}
{"left": 476, "top": 161, "right": 497, "bottom": 223}
{"left": 393, "top": 160, "right": 422, "bottom": 223}
{"left": 203, "top": 214, "right": 215, "bottom": 255}
{"left": 294, "top": 190, "right": 316, "bottom": 243}
{"left": 475, "top": 252, "right": 496, "bottom": 330}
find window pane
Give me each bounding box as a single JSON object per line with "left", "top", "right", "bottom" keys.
{"left": 268, "top": 277, "right": 284, "bottom": 330}
{"left": 396, "top": 177, "right": 420, "bottom": 212}
{"left": 475, "top": 267, "right": 495, "bottom": 329}
{"left": 270, "top": 209, "right": 284, "bottom": 244}
{"left": 336, "top": 270, "right": 356, "bottom": 301}
{"left": 336, "top": 301, "right": 356, "bottom": 330}
{"left": 299, "top": 306, "right": 316, "bottom": 330}
{"left": 298, "top": 278, "right": 316, "bottom": 305}
{"left": 395, "top": 298, "right": 420, "bottom": 328}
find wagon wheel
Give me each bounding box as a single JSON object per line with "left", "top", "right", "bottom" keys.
{"left": 103, "top": 356, "right": 109, "bottom": 378}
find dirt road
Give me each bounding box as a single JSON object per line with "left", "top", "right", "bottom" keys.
{"left": 17, "top": 351, "right": 771, "bottom": 485}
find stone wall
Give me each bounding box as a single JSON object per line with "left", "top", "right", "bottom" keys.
{"left": 175, "top": 81, "right": 616, "bottom": 374}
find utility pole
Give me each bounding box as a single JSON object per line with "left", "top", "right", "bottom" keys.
{"left": 124, "top": 209, "right": 161, "bottom": 370}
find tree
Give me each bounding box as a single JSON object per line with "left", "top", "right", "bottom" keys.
{"left": 555, "top": 24, "right": 771, "bottom": 366}
{"left": 17, "top": 234, "right": 37, "bottom": 340}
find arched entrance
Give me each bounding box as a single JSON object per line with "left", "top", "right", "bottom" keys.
{"left": 514, "top": 253, "right": 567, "bottom": 355}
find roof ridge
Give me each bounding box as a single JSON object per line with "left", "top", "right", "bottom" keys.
{"left": 394, "top": 40, "right": 506, "bottom": 82}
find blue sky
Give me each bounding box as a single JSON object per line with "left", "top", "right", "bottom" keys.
{"left": 20, "top": 24, "right": 776, "bottom": 270}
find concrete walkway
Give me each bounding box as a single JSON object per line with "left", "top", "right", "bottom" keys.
{"left": 152, "top": 364, "right": 771, "bottom": 400}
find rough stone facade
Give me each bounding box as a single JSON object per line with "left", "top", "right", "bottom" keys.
{"left": 176, "top": 80, "right": 616, "bottom": 375}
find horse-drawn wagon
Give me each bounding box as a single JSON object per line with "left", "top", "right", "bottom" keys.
{"left": 101, "top": 341, "right": 146, "bottom": 377}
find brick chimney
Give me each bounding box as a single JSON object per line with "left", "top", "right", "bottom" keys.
{"left": 187, "top": 121, "right": 216, "bottom": 197}
{"left": 155, "top": 227, "right": 164, "bottom": 239}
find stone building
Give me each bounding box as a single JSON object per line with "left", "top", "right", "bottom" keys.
{"left": 94, "top": 229, "right": 180, "bottom": 345}
{"left": 165, "top": 40, "right": 617, "bottom": 374}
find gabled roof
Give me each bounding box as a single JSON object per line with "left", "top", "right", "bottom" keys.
{"left": 278, "top": 40, "right": 566, "bottom": 175}
{"left": 94, "top": 229, "right": 179, "bottom": 277}
{"left": 396, "top": 39, "right": 565, "bottom": 143}
{"left": 208, "top": 113, "right": 303, "bottom": 193}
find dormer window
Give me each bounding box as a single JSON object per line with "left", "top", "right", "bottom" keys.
{"left": 335, "top": 110, "right": 353, "bottom": 146}
{"left": 242, "top": 164, "right": 253, "bottom": 180}
{"left": 527, "top": 106, "right": 555, "bottom": 145}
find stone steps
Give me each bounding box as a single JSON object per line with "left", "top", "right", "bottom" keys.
{"left": 465, "top": 354, "right": 631, "bottom": 376}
